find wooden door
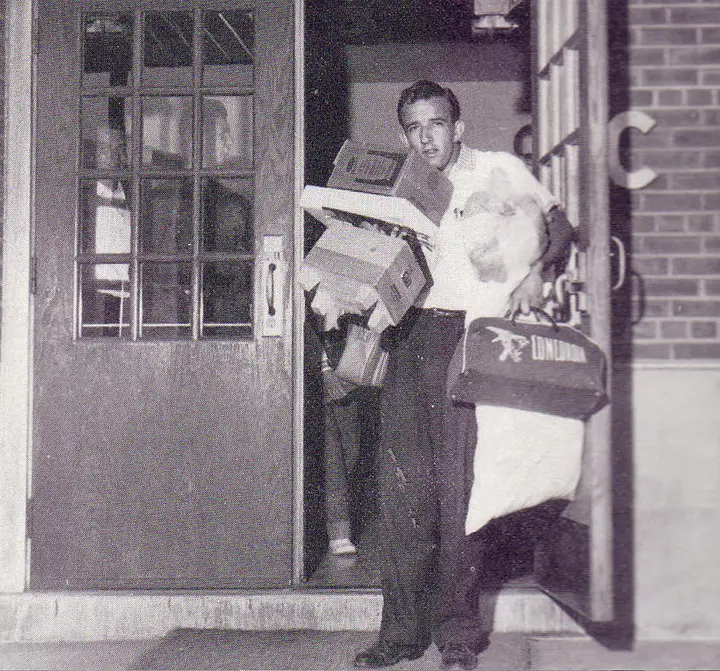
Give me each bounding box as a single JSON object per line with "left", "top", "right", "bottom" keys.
{"left": 531, "top": 0, "right": 613, "bottom": 621}
{"left": 31, "top": 0, "right": 295, "bottom": 589}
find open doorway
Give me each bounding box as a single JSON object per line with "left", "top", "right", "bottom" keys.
{"left": 301, "top": 0, "right": 557, "bottom": 589}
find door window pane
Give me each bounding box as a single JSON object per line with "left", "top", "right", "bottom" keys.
{"left": 79, "top": 180, "right": 133, "bottom": 256}
{"left": 81, "top": 97, "right": 131, "bottom": 170}
{"left": 142, "top": 97, "right": 193, "bottom": 168}
{"left": 79, "top": 263, "right": 132, "bottom": 338}
{"left": 83, "top": 13, "right": 133, "bottom": 87}
{"left": 141, "top": 262, "right": 192, "bottom": 339}
{"left": 203, "top": 11, "right": 254, "bottom": 87}
{"left": 77, "top": 7, "right": 257, "bottom": 341}
{"left": 143, "top": 11, "right": 193, "bottom": 87}
{"left": 140, "top": 179, "right": 193, "bottom": 255}
{"left": 202, "top": 261, "right": 253, "bottom": 338}
{"left": 202, "top": 178, "right": 254, "bottom": 253}
{"left": 202, "top": 96, "right": 253, "bottom": 169}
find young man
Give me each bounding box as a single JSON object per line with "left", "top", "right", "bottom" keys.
{"left": 353, "top": 81, "right": 573, "bottom": 671}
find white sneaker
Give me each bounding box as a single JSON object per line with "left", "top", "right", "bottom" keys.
{"left": 329, "top": 538, "right": 357, "bottom": 556}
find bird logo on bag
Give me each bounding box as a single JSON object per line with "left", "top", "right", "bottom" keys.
{"left": 486, "top": 326, "right": 530, "bottom": 363}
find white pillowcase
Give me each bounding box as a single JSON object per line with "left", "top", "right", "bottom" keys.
{"left": 465, "top": 405, "right": 584, "bottom": 534}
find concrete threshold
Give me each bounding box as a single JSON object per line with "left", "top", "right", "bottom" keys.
{"left": 0, "top": 587, "right": 582, "bottom": 643}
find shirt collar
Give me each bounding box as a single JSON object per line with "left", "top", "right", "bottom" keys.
{"left": 445, "top": 143, "right": 475, "bottom": 176}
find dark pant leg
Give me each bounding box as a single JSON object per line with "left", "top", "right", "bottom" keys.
{"left": 434, "top": 397, "right": 495, "bottom": 652}
{"left": 377, "top": 311, "right": 471, "bottom": 649}
{"left": 323, "top": 394, "right": 361, "bottom": 540}
{"left": 376, "top": 313, "right": 438, "bottom": 649}
{"left": 393, "top": 315, "right": 494, "bottom": 652}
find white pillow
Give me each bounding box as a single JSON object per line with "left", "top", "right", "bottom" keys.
{"left": 466, "top": 405, "right": 584, "bottom": 534}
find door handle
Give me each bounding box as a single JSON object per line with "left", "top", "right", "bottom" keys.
{"left": 261, "top": 235, "right": 284, "bottom": 337}
{"left": 551, "top": 247, "right": 587, "bottom": 327}
{"left": 611, "top": 236, "right": 627, "bottom": 291}
{"left": 266, "top": 262, "right": 276, "bottom": 316}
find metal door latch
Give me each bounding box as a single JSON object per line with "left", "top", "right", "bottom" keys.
{"left": 261, "top": 235, "right": 285, "bottom": 337}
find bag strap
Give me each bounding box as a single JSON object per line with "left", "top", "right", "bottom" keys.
{"left": 461, "top": 321, "right": 471, "bottom": 375}
{"left": 509, "top": 306, "right": 560, "bottom": 332}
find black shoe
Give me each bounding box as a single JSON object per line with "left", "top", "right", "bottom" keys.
{"left": 354, "top": 640, "right": 425, "bottom": 668}
{"left": 439, "top": 643, "right": 479, "bottom": 671}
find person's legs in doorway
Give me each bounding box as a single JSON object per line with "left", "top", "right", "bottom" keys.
{"left": 323, "top": 392, "right": 361, "bottom": 555}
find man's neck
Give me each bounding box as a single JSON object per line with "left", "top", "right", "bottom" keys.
{"left": 442, "top": 142, "right": 462, "bottom": 174}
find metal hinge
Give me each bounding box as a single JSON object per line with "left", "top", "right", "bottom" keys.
{"left": 29, "top": 256, "right": 37, "bottom": 295}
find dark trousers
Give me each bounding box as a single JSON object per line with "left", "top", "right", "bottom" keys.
{"left": 324, "top": 394, "right": 362, "bottom": 540}
{"left": 324, "top": 386, "right": 378, "bottom": 540}
{"left": 376, "top": 308, "right": 491, "bottom": 653}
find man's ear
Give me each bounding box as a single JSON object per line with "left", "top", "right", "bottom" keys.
{"left": 454, "top": 120, "right": 465, "bottom": 142}
{"left": 399, "top": 132, "right": 409, "bottom": 148}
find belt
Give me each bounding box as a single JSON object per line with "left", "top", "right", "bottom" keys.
{"left": 416, "top": 307, "right": 465, "bottom": 318}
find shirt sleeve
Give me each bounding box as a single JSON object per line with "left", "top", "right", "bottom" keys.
{"left": 495, "top": 152, "right": 560, "bottom": 215}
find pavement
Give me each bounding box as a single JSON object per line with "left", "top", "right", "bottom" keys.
{"left": 1, "top": 631, "right": 720, "bottom": 671}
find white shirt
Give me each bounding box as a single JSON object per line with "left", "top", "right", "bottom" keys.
{"left": 419, "top": 145, "right": 559, "bottom": 314}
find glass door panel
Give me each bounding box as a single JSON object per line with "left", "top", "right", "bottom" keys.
{"left": 202, "top": 10, "right": 254, "bottom": 86}
{"left": 532, "top": 0, "right": 613, "bottom": 623}
{"left": 78, "top": 7, "right": 257, "bottom": 341}
{"left": 142, "top": 11, "right": 193, "bottom": 87}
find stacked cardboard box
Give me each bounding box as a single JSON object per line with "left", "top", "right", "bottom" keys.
{"left": 300, "top": 185, "right": 439, "bottom": 246}
{"left": 327, "top": 140, "right": 453, "bottom": 226}
{"left": 298, "top": 220, "right": 428, "bottom": 331}
{"left": 299, "top": 142, "right": 453, "bottom": 331}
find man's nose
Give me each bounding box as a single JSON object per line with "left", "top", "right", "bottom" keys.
{"left": 418, "top": 125, "right": 431, "bottom": 144}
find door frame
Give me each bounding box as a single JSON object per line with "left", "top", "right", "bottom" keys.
{"left": 0, "top": 0, "right": 34, "bottom": 593}
{"left": 291, "top": 0, "right": 306, "bottom": 586}
{"left": 584, "top": 0, "right": 613, "bottom": 620}
{"left": 2, "top": 0, "right": 611, "bottom": 601}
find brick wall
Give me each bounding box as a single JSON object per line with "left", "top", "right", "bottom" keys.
{"left": 628, "top": 0, "right": 720, "bottom": 359}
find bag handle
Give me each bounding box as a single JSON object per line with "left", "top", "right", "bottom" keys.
{"left": 461, "top": 322, "right": 471, "bottom": 375}
{"left": 509, "top": 306, "right": 560, "bottom": 332}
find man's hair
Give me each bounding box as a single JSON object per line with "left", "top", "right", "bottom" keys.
{"left": 397, "top": 80, "right": 461, "bottom": 126}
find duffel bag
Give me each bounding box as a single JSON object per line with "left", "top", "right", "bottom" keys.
{"left": 447, "top": 311, "right": 609, "bottom": 419}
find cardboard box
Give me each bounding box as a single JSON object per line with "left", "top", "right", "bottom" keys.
{"left": 335, "top": 324, "right": 389, "bottom": 387}
{"left": 298, "top": 221, "right": 429, "bottom": 331}
{"left": 326, "top": 140, "right": 453, "bottom": 225}
{"left": 300, "top": 185, "right": 439, "bottom": 245}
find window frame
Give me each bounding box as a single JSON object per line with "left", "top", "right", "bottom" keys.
{"left": 75, "top": 6, "right": 257, "bottom": 341}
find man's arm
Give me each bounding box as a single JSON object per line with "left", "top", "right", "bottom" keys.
{"left": 508, "top": 205, "right": 576, "bottom": 315}
{"left": 540, "top": 205, "right": 575, "bottom": 273}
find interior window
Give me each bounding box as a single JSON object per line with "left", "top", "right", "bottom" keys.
{"left": 78, "top": 10, "right": 255, "bottom": 339}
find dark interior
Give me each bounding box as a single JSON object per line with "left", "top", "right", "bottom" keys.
{"left": 301, "top": 0, "right": 559, "bottom": 588}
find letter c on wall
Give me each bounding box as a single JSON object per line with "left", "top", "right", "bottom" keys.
{"left": 608, "top": 110, "right": 658, "bottom": 190}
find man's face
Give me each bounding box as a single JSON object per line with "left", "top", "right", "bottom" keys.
{"left": 399, "top": 96, "right": 464, "bottom": 171}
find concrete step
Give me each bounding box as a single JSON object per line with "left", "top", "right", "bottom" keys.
{"left": 0, "top": 588, "right": 582, "bottom": 643}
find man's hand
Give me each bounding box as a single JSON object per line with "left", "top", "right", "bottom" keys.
{"left": 508, "top": 263, "right": 544, "bottom": 316}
